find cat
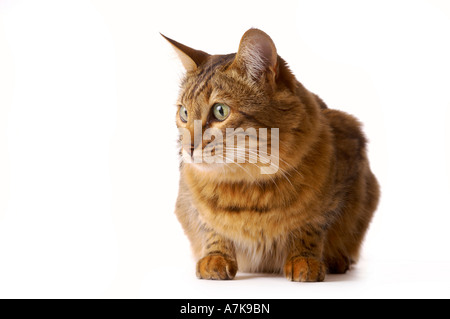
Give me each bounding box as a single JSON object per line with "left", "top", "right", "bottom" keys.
{"left": 163, "top": 29, "right": 380, "bottom": 282}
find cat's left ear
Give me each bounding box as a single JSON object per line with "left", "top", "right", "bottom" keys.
{"left": 161, "top": 33, "right": 210, "bottom": 72}
{"left": 233, "top": 28, "right": 278, "bottom": 82}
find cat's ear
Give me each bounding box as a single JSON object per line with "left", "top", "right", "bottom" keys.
{"left": 161, "top": 33, "right": 210, "bottom": 72}
{"left": 233, "top": 28, "right": 278, "bottom": 82}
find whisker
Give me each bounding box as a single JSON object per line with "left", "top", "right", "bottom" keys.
{"left": 224, "top": 146, "right": 300, "bottom": 191}
{"left": 224, "top": 147, "right": 283, "bottom": 193}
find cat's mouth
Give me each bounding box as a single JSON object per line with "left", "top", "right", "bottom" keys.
{"left": 180, "top": 141, "right": 280, "bottom": 176}
{"left": 187, "top": 160, "right": 280, "bottom": 177}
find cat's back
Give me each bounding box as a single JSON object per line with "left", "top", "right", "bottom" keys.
{"left": 322, "top": 108, "right": 368, "bottom": 171}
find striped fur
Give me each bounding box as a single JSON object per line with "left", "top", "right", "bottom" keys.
{"left": 166, "top": 29, "right": 380, "bottom": 281}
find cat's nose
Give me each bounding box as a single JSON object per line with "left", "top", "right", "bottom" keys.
{"left": 181, "top": 143, "right": 196, "bottom": 157}
{"left": 191, "top": 139, "right": 202, "bottom": 151}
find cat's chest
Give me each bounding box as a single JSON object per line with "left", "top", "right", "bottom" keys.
{"left": 194, "top": 179, "right": 295, "bottom": 214}
{"left": 195, "top": 182, "right": 278, "bottom": 221}
{"left": 192, "top": 182, "right": 303, "bottom": 243}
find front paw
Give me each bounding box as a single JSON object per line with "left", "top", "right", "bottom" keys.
{"left": 284, "top": 256, "right": 326, "bottom": 282}
{"left": 196, "top": 254, "right": 238, "bottom": 280}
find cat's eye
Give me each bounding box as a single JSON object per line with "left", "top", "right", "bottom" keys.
{"left": 179, "top": 105, "right": 188, "bottom": 123}
{"left": 212, "top": 103, "right": 230, "bottom": 121}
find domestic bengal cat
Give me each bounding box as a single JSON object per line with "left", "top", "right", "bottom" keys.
{"left": 163, "top": 29, "right": 380, "bottom": 282}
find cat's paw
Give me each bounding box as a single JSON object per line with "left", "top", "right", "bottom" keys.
{"left": 284, "top": 256, "right": 326, "bottom": 282}
{"left": 196, "top": 254, "right": 238, "bottom": 280}
{"left": 326, "top": 256, "right": 351, "bottom": 274}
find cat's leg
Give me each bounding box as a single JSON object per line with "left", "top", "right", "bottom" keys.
{"left": 284, "top": 225, "right": 326, "bottom": 282}
{"left": 196, "top": 227, "right": 238, "bottom": 280}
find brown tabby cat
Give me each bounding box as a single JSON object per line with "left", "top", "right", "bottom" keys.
{"left": 163, "top": 29, "right": 380, "bottom": 282}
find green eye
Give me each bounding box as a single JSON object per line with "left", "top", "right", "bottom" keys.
{"left": 212, "top": 103, "right": 230, "bottom": 121}
{"left": 179, "top": 105, "right": 188, "bottom": 123}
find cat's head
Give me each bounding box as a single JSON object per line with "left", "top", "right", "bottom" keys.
{"left": 164, "top": 29, "right": 321, "bottom": 181}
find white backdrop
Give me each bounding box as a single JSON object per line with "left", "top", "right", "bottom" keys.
{"left": 0, "top": 0, "right": 449, "bottom": 298}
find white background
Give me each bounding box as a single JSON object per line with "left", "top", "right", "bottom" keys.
{"left": 0, "top": 0, "right": 449, "bottom": 298}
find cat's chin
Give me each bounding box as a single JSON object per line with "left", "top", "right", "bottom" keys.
{"left": 187, "top": 162, "right": 256, "bottom": 177}
{"left": 189, "top": 162, "right": 235, "bottom": 173}
{"left": 185, "top": 162, "right": 271, "bottom": 183}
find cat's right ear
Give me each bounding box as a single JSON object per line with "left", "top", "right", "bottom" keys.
{"left": 161, "top": 33, "right": 210, "bottom": 72}
{"left": 232, "top": 29, "right": 278, "bottom": 83}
